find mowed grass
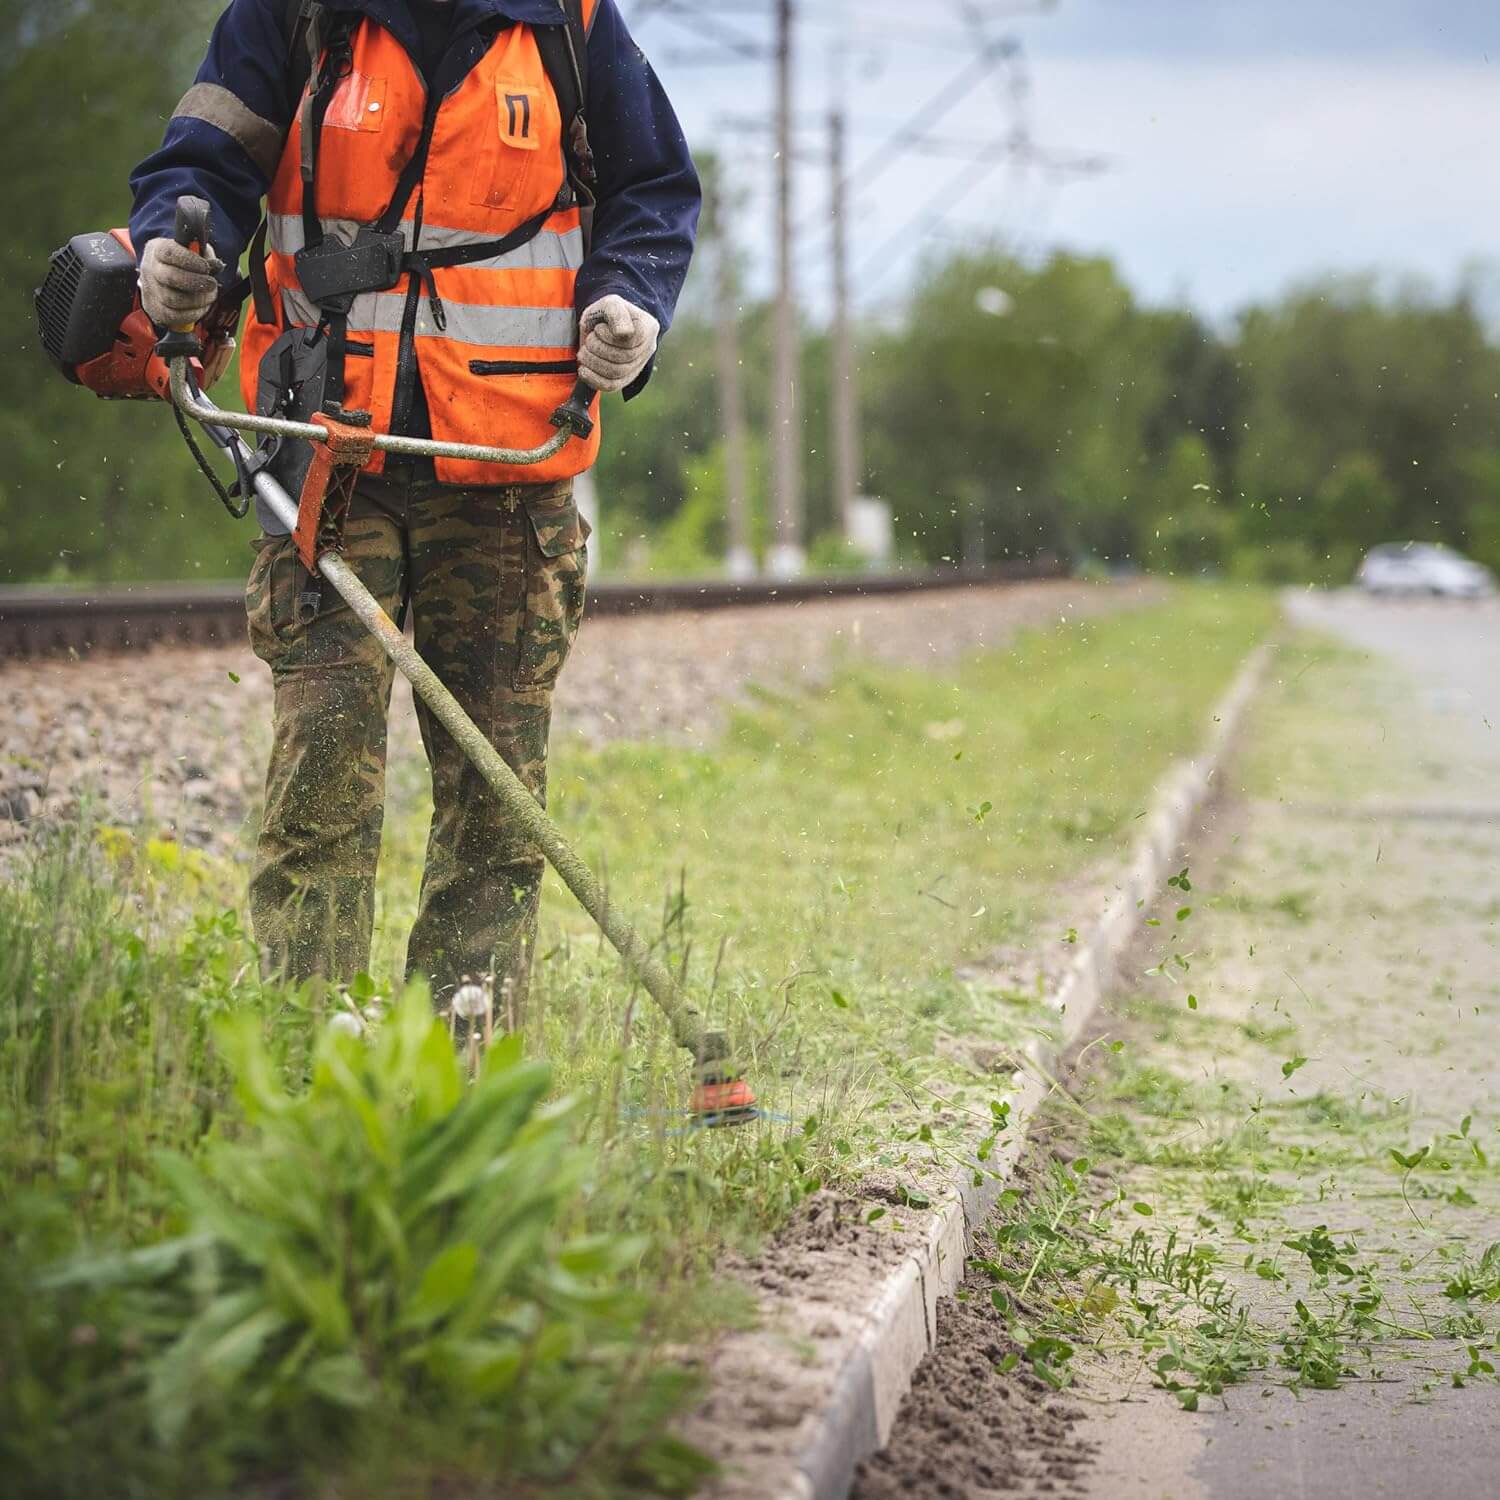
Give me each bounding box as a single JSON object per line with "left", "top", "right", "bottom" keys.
{"left": 371, "top": 585, "right": 1278, "bottom": 1228}
{"left": 1, "top": 582, "right": 1274, "bottom": 1497}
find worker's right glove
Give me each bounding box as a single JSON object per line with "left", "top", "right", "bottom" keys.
{"left": 139, "top": 236, "right": 223, "bottom": 329}
{"left": 578, "top": 295, "right": 660, "bottom": 392}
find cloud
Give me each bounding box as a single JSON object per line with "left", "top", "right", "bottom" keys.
{"left": 1025, "top": 56, "right": 1500, "bottom": 313}
{"left": 1025, "top": 0, "right": 1496, "bottom": 64}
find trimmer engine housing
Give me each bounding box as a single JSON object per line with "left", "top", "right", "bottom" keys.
{"left": 34, "top": 228, "right": 220, "bottom": 401}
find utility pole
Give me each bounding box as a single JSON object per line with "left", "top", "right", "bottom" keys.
{"left": 767, "top": 0, "right": 804, "bottom": 578}
{"left": 711, "top": 177, "right": 755, "bottom": 579}
{"left": 828, "top": 105, "right": 861, "bottom": 552}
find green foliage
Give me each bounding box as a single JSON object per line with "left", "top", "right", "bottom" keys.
{"left": 1138, "top": 435, "right": 1234, "bottom": 576}
{"left": 199, "top": 1001, "right": 696, "bottom": 1489}
{"left": 0, "top": 833, "right": 705, "bottom": 1499}
{"left": 1231, "top": 277, "right": 1498, "bottom": 555}
{"left": 643, "top": 441, "right": 733, "bottom": 575}
{"left": 2, "top": 0, "right": 250, "bottom": 584}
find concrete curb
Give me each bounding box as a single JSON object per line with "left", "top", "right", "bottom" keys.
{"left": 781, "top": 642, "right": 1275, "bottom": 1500}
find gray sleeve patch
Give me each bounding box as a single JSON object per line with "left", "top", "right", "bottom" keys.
{"left": 173, "top": 82, "right": 286, "bottom": 182}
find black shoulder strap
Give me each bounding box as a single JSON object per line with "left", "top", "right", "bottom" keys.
{"left": 281, "top": 0, "right": 320, "bottom": 102}
{"left": 536, "top": 0, "right": 596, "bottom": 196}
{"left": 248, "top": 1, "right": 336, "bottom": 323}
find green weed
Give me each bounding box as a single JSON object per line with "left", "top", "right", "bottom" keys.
{"left": 5, "top": 991, "right": 709, "bottom": 1499}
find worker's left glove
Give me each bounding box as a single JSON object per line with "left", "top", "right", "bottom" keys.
{"left": 578, "top": 295, "right": 660, "bottom": 393}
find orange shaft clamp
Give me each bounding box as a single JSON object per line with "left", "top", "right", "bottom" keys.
{"left": 292, "top": 410, "right": 377, "bottom": 571}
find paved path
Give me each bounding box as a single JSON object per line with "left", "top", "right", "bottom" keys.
{"left": 1067, "top": 593, "right": 1500, "bottom": 1500}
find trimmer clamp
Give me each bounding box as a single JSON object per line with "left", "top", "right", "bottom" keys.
{"left": 292, "top": 405, "right": 376, "bottom": 571}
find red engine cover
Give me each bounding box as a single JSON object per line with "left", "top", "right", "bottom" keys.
{"left": 72, "top": 229, "right": 214, "bottom": 400}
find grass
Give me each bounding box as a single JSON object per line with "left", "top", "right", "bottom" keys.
{"left": 0, "top": 583, "right": 1275, "bottom": 1496}
{"left": 382, "top": 585, "right": 1278, "bottom": 1219}
{"left": 975, "top": 625, "right": 1500, "bottom": 1414}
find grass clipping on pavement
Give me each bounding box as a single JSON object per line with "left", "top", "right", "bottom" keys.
{"left": 0, "top": 585, "right": 1273, "bottom": 1497}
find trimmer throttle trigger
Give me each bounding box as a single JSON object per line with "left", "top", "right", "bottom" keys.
{"left": 157, "top": 196, "right": 217, "bottom": 362}
{"left": 173, "top": 196, "right": 213, "bottom": 256}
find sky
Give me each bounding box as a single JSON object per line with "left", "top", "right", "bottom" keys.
{"left": 624, "top": 0, "right": 1500, "bottom": 321}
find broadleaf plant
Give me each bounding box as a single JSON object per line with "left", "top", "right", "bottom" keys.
{"left": 37, "top": 993, "right": 709, "bottom": 1496}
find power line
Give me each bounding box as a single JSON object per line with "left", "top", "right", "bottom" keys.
{"left": 768, "top": 0, "right": 804, "bottom": 577}
{"left": 628, "top": 0, "right": 1106, "bottom": 569}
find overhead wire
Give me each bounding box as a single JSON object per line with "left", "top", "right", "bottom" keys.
{"left": 628, "top": 0, "right": 1104, "bottom": 306}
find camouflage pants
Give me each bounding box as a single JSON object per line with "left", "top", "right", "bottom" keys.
{"left": 245, "top": 472, "right": 589, "bottom": 1011}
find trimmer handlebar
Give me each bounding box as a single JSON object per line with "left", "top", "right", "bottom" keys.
{"left": 165, "top": 196, "right": 596, "bottom": 464}
{"left": 173, "top": 196, "right": 213, "bottom": 257}
{"left": 169, "top": 361, "right": 596, "bottom": 469}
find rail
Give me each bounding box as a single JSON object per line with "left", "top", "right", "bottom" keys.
{"left": 0, "top": 560, "right": 1064, "bottom": 661}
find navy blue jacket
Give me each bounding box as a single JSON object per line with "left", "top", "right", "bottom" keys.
{"left": 129, "top": 0, "right": 700, "bottom": 390}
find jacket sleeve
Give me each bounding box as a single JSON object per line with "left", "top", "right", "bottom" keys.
{"left": 574, "top": 0, "right": 702, "bottom": 398}
{"left": 128, "top": 0, "right": 299, "bottom": 271}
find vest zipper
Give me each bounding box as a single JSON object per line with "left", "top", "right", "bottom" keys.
{"left": 470, "top": 358, "right": 579, "bottom": 376}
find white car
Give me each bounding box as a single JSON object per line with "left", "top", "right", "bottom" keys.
{"left": 1356, "top": 543, "right": 1496, "bottom": 598}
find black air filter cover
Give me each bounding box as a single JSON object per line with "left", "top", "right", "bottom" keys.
{"left": 35, "top": 231, "right": 140, "bottom": 375}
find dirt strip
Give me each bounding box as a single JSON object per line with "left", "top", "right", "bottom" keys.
{"left": 0, "top": 578, "right": 1147, "bottom": 856}
{"left": 849, "top": 1201, "right": 1098, "bottom": 1500}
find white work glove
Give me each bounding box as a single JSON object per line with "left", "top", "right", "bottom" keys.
{"left": 139, "top": 236, "right": 223, "bottom": 329}
{"left": 578, "top": 294, "right": 660, "bottom": 393}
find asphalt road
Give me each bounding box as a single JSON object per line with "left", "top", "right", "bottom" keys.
{"left": 1289, "top": 590, "right": 1500, "bottom": 746}
{"left": 1067, "top": 592, "right": 1500, "bottom": 1500}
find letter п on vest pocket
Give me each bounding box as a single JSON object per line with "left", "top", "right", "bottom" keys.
{"left": 473, "top": 79, "right": 545, "bottom": 211}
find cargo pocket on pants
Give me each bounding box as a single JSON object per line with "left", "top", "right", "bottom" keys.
{"left": 514, "top": 486, "right": 589, "bottom": 690}
{"left": 246, "top": 534, "right": 307, "bottom": 664}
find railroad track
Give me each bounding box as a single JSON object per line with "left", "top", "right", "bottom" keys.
{"left": 0, "top": 560, "right": 1062, "bottom": 661}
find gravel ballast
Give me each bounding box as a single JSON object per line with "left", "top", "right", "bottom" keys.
{"left": 0, "top": 579, "right": 1145, "bottom": 855}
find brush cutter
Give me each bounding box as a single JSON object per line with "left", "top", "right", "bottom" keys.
{"left": 35, "top": 195, "right": 760, "bottom": 1126}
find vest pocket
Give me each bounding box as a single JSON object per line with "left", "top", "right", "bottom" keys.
{"left": 324, "top": 71, "right": 388, "bottom": 133}
{"left": 514, "top": 485, "right": 589, "bottom": 690}
{"left": 472, "top": 80, "right": 543, "bottom": 211}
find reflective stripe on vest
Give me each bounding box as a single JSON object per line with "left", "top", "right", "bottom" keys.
{"left": 240, "top": 16, "right": 601, "bottom": 486}
{"left": 332, "top": 294, "right": 579, "bottom": 347}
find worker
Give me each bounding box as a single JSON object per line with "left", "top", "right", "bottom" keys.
{"left": 128, "top": 0, "right": 699, "bottom": 1018}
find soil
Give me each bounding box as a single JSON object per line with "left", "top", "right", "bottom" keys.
{"left": 679, "top": 1189, "right": 917, "bottom": 1500}
{"left": 850, "top": 1222, "right": 1096, "bottom": 1500}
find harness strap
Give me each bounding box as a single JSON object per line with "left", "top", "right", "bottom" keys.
{"left": 301, "top": 20, "right": 355, "bottom": 254}
{"left": 247, "top": 2, "right": 328, "bottom": 326}
{"left": 248, "top": 218, "right": 275, "bottom": 323}
{"left": 536, "top": 0, "right": 596, "bottom": 250}
{"left": 401, "top": 205, "right": 557, "bottom": 336}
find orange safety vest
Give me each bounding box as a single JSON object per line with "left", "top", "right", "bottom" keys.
{"left": 240, "top": 9, "right": 601, "bottom": 487}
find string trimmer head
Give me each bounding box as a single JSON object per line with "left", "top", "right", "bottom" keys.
{"left": 690, "top": 1069, "right": 761, "bottom": 1128}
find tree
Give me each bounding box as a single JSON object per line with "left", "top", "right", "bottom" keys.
{"left": 1138, "top": 434, "right": 1232, "bottom": 575}
{"left": 1, "top": 0, "right": 243, "bottom": 584}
